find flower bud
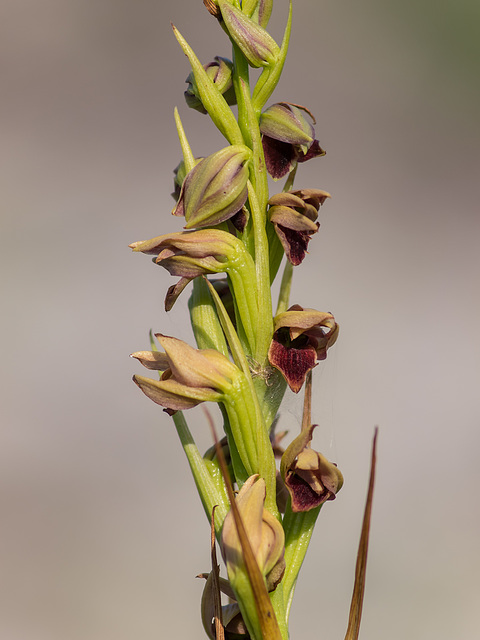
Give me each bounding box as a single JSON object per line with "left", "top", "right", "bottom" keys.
{"left": 203, "top": 0, "right": 221, "bottom": 19}
{"left": 172, "top": 145, "right": 251, "bottom": 229}
{"left": 261, "top": 103, "right": 315, "bottom": 148}
{"left": 268, "top": 304, "right": 339, "bottom": 393}
{"left": 199, "top": 571, "right": 248, "bottom": 640}
{"left": 280, "top": 424, "right": 343, "bottom": 512}
{"left": 129, "top": 228, "right": 255, "bottom": 311}
{"left": 268, "top": 188, "right": 330, "bottom": 265}
{"left": 185, "top": 56, "right": 236, "bottom": 114}
{"left": 217, "top": 0, "right": 279, "bottom": 68}
{"left": 132, "top": 334, "right": 241, "bottom": 414}
{"left": 221, "top": 475, "right": 285, "bottom": 592}
{"left": 260, "top": 103, "right": 326, "bottom": 179}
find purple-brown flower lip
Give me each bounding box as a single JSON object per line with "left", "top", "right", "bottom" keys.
{"left": 280, "top": 424, "right": 344, "bottom": 512}
{"left": 268, "top": 304, "right": 339, "bottom": 393}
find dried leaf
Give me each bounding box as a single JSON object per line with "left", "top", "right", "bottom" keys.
{"left": 344, "top": 428, "right": 378, "bottom": 640}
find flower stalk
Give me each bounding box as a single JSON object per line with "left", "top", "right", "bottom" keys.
{"left": 129, "top": 2, "right": 377, "bottom": 638}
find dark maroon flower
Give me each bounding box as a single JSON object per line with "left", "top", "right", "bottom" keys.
{"left": 268, "top": 304, "right": 339, "bottom": 393}
{"left": 268, "top": 188, "right": 330, "bottom": 265}
{"left": 280, "top": 423, "right": 343, "bottom": 512}
{"left": 260, "top": 103, "right": 326, "bottom": 179}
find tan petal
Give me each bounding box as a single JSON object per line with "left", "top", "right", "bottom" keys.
{"left": 268, "top": 192, "right": 306, "bottom": 208}
{"left": 269, "top": 206, "right": 320, "bottom": 232}
{"left": 130, "top": 350, "right": 170, "bottom": 370}
{"left": 273, "top": 306, "right": 336, "bottom": 334}
{"left": 155, "top": 335, "right": 238, "bottom": 392}
{"left": 221, "top": 475, "right": 285, "bottom": 587}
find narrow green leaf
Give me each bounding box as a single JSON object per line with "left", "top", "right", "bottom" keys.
{"left": 173, "top": 107, "right": 195, "bottom": 174}
{"left": 189, "top": 278, "right": 229, "bottom": 356}
{"left": 172, "top": 411, "right": 229, "bottom": 536}
{"left": 252, "top": 0, "right": 292, "bottom": 112}
{"left": 203, "top": 276, "right": 251, "bottom": 377}
{"left": 172, "top": 25, "right": 244, "bottom": 146}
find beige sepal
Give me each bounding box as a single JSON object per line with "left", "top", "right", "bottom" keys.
{"left": 132, "top": 335, "right": 240, "bottom": 415}
{"left": 221, "top": 475, "right": 285, "bottom": 592}
{"left": 155, "top": 334, "right": 239, "bottom": 393}
{"left": 129, "top": 350, "right": 169, "bottom": 371}
{"left": 273, "top": 305, "right": 338, "bottom": 347}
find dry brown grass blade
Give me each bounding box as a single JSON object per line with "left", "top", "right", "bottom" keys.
{"left": 210, "top": 506, "right": 225, "bottom": 640}
{"left": 344, "top": 427, "right": 378, "bottom": 640}
{"left": 203, "top": 407, "right": 283, "bottom": 640}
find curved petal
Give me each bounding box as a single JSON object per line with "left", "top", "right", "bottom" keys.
{"left": 133, "top": 374, "right": 221, "bottom": 413}
{"left": 130, "top": 350, "right": 170, "bottom": 371}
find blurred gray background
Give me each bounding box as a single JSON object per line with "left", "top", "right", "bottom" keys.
{"left": 1, "top": 1, "right": 479, "bottom": 638}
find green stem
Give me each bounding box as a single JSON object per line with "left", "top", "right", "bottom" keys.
{"left": 229, "top": 263, "right": 259, "bottom": 357}
{"left": 224, "top": 384, "right": 259, "bottom": 477}
{"left": 270, "top": 584, "right": 289, "bottom": 640}
{"left": 281, "top": 503, "right": 322, "bottom": 618}
{"left": 276, "top": 261, "right": 293, "bottom": 315}
{"left": 247, "top": 182, "right": 273, "bottom": 367}
{"left": 232, "top": 43, "right": 252, "bottom": 148}
{"left": 203, "top": 279, "right": 278, "bottom": 517}
{"left": 238, "top": 79, "right": 269, "bottom": 215}
{"left": 283, "top": 164, "right": 297, "bottom": 192}
{"left": 172, "top": 25, "right": 244, "bottom": 146}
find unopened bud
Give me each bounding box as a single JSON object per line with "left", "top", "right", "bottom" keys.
{"left": 218, "top": 0, "right": 279, "bottom": 68}
{"left": 185, "top": 56, "right": 236, "bottom": 114}
{"left": 260, "top": 102, "right": 314, "bottom": 150}
{"left": 132, "top": 335, "right": 241, "bottom": 414}
{"left": 221, "top": 475, "right": 285, "bottom": 592}
{"left": 172, "top": 145, "right": 251, "bottom": 229}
